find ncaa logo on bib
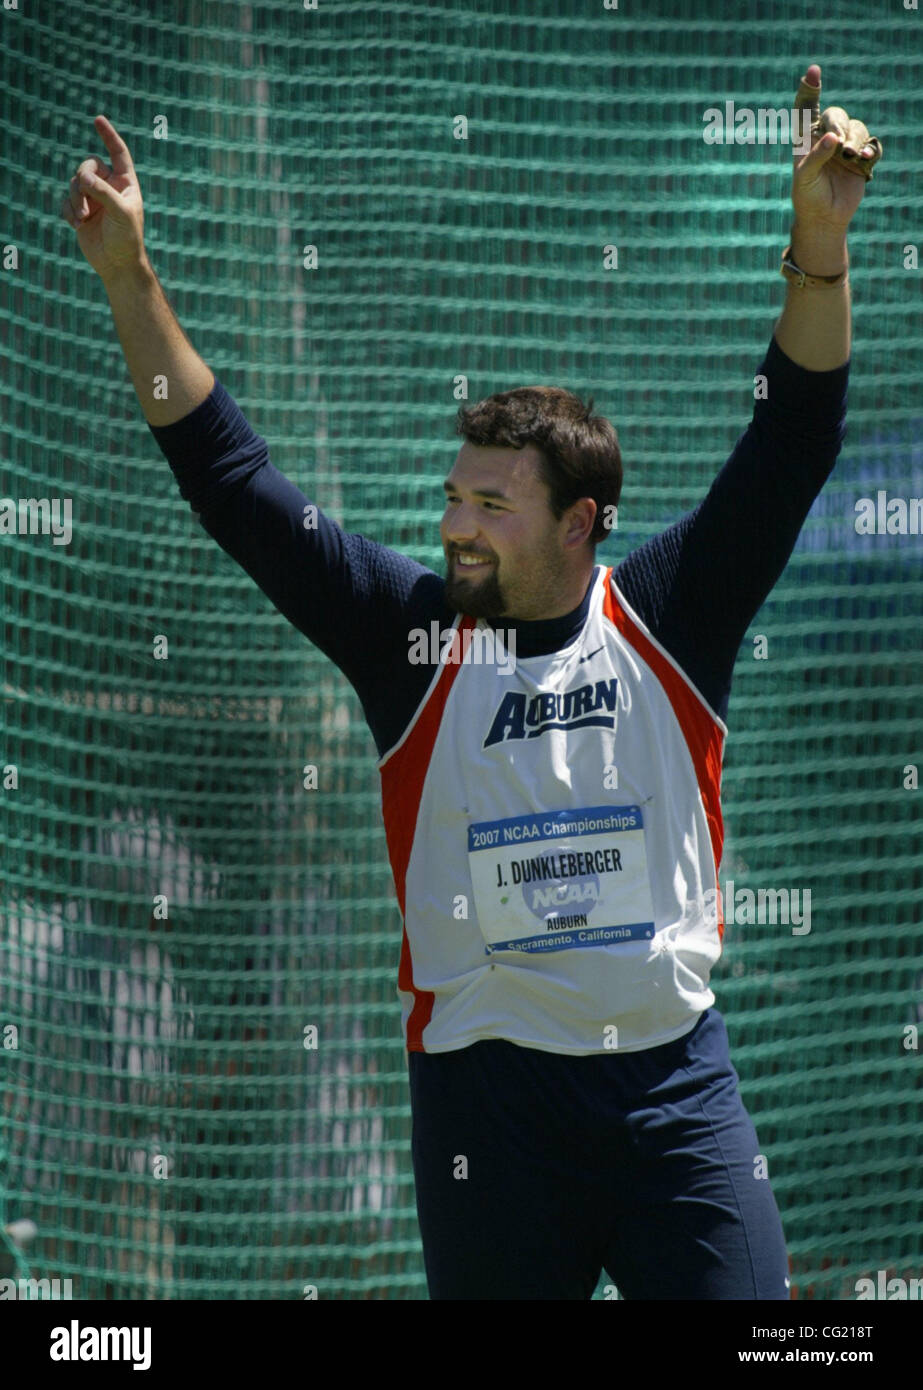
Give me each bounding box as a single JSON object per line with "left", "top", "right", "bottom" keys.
{"left": 518, "top": 865, "right": 601, "bottom": 931}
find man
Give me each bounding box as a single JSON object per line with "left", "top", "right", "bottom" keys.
{"left": 61, "top": 63, "right": 875, "bottom": 1299}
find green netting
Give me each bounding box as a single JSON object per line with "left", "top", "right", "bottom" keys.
{"left": 1, "top": 0, "right": 921, "bottom": 1301}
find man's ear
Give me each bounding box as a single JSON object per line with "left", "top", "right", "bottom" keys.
{"left": 563, "top": 497, "right": 597, "bottom": 548}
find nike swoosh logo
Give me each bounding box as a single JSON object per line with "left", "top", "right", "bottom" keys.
{"left": 579, "top": 645, "right": 604, "bottom": 663}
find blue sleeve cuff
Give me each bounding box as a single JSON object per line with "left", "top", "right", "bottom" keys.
{"left": 147, "top": 378, "right": 268, "bottom": 512}
{"left": 147, "top": 378, "right": 261, "bottom": 468}
{"left": 759, "top": 333, "right": 849, "bottom": 412}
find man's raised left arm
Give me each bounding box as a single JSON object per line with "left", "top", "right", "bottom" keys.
{"left": 773, "top": 62, "right": 881, "bottom": 371}
{"left": 613, "top": 63, "right": 881, "bottom": 720}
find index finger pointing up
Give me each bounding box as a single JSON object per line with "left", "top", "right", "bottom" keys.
{"left": 93, "top": 114, "right": 136, "bottom": 179}
{"left": 794, "top": 63, "right": 821, "bottom": 127}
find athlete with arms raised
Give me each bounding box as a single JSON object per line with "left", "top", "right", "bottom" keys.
{"left": 62, "top": 64, "right": 878, "bottom": 1298}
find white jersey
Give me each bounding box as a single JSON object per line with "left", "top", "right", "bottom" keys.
{"left": 378, "top": 564, "right": 727, "bottom": 1055}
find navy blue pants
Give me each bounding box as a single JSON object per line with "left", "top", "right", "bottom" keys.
{"left": 408, "top": 1008, "right": 790, "bottom": 1300}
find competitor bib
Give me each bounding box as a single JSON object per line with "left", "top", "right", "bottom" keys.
{"left": 467, "top": 804, "right": 656, "bottom": 954}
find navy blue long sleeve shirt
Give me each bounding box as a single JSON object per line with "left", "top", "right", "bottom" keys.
{"left": 148, "top": 335, "right": 849, "bottom": 756}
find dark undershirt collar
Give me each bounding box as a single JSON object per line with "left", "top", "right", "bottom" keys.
{"left": 484, "top": 566, "right": 598, "bottom": 659}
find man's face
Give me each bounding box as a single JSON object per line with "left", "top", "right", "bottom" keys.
{"left": 441, "top": 442, "right": 581, "bottom": 622}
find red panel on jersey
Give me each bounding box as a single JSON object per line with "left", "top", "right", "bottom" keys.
{"left": 603, "top": 570, "right": 726, "bottom": 940}
{"left": 380, "top": 617, "right": 476, "bottom": 1051}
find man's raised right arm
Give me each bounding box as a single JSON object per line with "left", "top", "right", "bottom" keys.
{"left": 62, "top": 116, "right": 445, "bottom": 756}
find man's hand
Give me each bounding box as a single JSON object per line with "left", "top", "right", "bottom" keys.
{"left": 788, "top": 64, "right": 878, "bottom": 276}
{"left": 61, "top": 115, "right": 147, "bottom": 279}
{"left": 61, "top": 114, "right": 214, "bottom": 426}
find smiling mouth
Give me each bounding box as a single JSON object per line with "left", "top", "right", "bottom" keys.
{"left": 452, "top": 554, "right": 492, "bottom": 570}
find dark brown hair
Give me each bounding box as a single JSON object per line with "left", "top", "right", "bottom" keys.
{"left": 455, "top": 386, "right": 622, "bottom": 545}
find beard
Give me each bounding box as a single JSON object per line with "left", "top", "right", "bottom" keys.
{"left": 444, "top": 557, "right": 506, "bottom": 621}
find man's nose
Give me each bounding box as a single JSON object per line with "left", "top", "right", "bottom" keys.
{"left": 445, "top": 504, "right": 480, "bottom": 543}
